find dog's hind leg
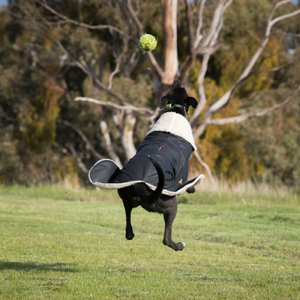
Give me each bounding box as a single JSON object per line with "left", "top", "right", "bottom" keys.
{"left": 118, "top": 187, "right": 139, "bottom": 240}
{"left": 124, "top": 205, "right": 135, "bottom": 240}
{"left": 162, "top": 198, "right": 185, "bottom": 251}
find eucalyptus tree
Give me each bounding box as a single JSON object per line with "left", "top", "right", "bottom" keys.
{"left": 7, "top": 0, "right": 300, "bottom": 184}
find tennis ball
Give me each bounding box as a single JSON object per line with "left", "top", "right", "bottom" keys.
{"left": 139, "top": 34, "right": 158, "bottom": 54}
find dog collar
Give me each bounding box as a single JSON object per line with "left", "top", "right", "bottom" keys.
{"left": 165, "top": 103, "right": 189, "bottom": 114}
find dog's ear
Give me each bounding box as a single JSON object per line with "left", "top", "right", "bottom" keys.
{"left": 186, "top": 97, "right": 198, "bottom": 108}
{"left": 159, "top": 95, "right": 170, "bottom": 109}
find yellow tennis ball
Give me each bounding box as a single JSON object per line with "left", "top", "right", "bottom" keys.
{"left": 139, "top": 34, "right": 158, "bottom": 54}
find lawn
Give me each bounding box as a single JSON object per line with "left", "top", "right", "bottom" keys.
{"left": 0, "top": 186, "right": 299, "bottom": 299}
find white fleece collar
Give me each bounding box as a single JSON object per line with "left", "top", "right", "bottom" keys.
{"left": 146, "top": 112, "right": 197, "bottom": 151}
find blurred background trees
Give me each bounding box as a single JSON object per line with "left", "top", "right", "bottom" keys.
{"left": 0, "top": 0, "right": 299, "bottom": 191}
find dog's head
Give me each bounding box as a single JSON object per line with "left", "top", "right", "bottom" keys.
{"left": 159, "top": 80, "right": 198, "bottom": 118}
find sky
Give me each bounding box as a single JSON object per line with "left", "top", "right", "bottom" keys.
{"left": 0, "top": 0, "right": 7, "bottom": 7}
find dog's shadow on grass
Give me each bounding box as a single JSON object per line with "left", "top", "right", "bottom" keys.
{"left": 0, "top": 261, "right": 80, "bottom": 273}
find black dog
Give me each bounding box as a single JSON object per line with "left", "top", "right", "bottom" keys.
{"left": 89, "top": 79, "right": 204, "bottom": 251}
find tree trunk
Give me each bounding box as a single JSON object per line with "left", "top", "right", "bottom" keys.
{"left": 162, "top": 0, "right": 178, "bottom": 86}
{"left": 100, "top": 120, "right": 122, "bottom": 167}
{"left": 122, "top": 110, "right": 137, "bottom": 160}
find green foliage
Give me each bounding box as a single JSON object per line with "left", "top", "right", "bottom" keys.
{"left": 237, "top": 49, "right": 300, "bottom": 189}
{"left": 187, "top": 0, "right": 299, "bottom": 185}
{"left": 18, "top": 79, "right": 63, "bottom": 152}
{"left": 0, "top": 0, "right": 300, "bottom": 188}
{"left": 212, "top": 126, "right": 251, "bottom": 183}
{"left": 52, "top": 156, "right": 80, "bottom": 188}
{"left": 240, "top": 92, "right": 300, "bottom": 188}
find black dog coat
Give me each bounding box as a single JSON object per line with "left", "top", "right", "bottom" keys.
{"left": 89, "top": 112, "right": 205, "bottom": 196}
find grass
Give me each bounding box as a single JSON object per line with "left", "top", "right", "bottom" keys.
{"left": 0, "top": 186, "right": 300, "bottom": 299}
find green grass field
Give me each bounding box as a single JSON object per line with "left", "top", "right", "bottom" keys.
{"left": 0, "top": 186, "right": 300, "bottom": 299}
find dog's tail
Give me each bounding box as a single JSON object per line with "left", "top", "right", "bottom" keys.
{"left": 134, "top": 155, "right": 165, "bottom": 205}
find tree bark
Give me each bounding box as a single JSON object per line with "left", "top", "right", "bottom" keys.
{"left": 179, "top": 0, "right": 196, "bottom": 84}
{"left": 122, "top": 110, "right": 137, "bottom": 160}
{"left": 162, "top": 0, "right": 178, "bottom": 86}
{"left": 100, "top": 120, "right": 122, "bottom": 167}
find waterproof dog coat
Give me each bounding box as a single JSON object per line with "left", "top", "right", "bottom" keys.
{"left": 89, "top": 112, "right": 205, "bottom": 196}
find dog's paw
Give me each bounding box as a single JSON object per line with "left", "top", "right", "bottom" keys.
{"left": 126, "top": 232, "right": 135, "bottom": 240}
{"left": 176, "top": 242, "right": 185, "bottom": 251}
{"left": 186, "top": 187, "right": 195, "bottom": 194}
{"left": 163, "top": 240, "right": 185, "bottom": 251}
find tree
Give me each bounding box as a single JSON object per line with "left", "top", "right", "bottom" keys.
{"left": 1, "top": 0, "right": 300, "bottom": 186}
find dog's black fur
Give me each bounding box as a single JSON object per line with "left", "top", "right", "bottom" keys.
{"left": 118, "top": 80, "right": 198, "bottom": 251}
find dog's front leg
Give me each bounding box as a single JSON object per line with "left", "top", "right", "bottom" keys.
{"left": 162, "top": 199, "right": 185, "bottom": 251}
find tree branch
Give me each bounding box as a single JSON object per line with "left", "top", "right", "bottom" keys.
{"left": 108, "top": 37, "right": 129, "bottom": 90}
{"left": 67, "top": 143, "right": 89, "bottom": 174}
{"left": 206, "top": 85, "right": 300, "bottom": 125}
{"left": 74, "top": 97, "right": 154, "bottom": 116}
{"left": 194, "top": 150, "right": 217, "bottom": 189}
{"left": 127, "top": 48, "right": 142, "bottom": 77}
{"left": 179, "top": 0, "right": 196, "bottom": 83}
{"left": 126, "top": 0, "right": 164, "bottom": 79}
{"left": 146, "top": 52, "right": 164, "bottom": 79}
{"left": 180, "top": 43, "right": 227, "bottom": 84}
{"left": 270, "top": 1, "right": 300, "bottom": 28}
{"left": 55, "top": 39, "right": 127, "bottom": 105}
{"left": 210, "top": 0, "right": 232, "bottom": 46}
{"left": 201, "top": 0, "right": 227, "bottom": 47}
{"left": 64, "top": 120, "right": 103, "bottom": 160}
{"left": 126, "top": 0, "right": 144, "bottom": 36}
{"left": 108, "top": 62, "right": 121, "bottom": 90}
{"left": 194, "top": 1, "right": 300, "bottom": 134}
{"left": 194, "top": 0, "right": 207, "bottom": 49}
{"left": 244, "top": 59, "right": 296, "bottom": 81}
{"left": 280, "top": 31, "right": 300, "bottom": 38}
{"left": 32, "top": 0, "right": 132, "bottom": 39}
{"left": 100, "top": 120, "right": 122, "bottom": 167}
{"left": 184, "top": 0, "right": 195, "bottom": 54}
{"left": 30, "top": 0, "right": 147, "bottom": 113}
{"left": 190, "top": 0, "right": 231, "bottom": 126}
{"left": 189, "top": 54, "right": 210, "bottom": 126}
{"left": 196, "top": 43, "right": 228, "bottom": 55}
{"left": 149, "top": 107, "right": 161, "bottom": 127}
